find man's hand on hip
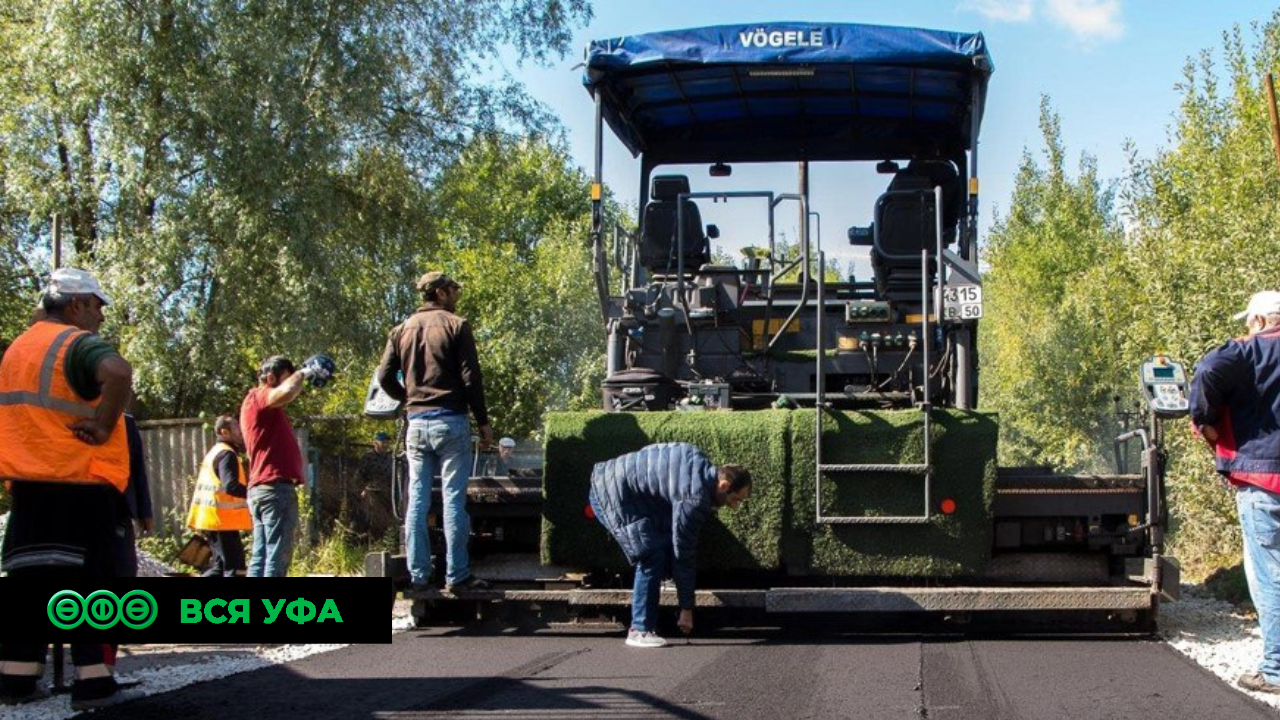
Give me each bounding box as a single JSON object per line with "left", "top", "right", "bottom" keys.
{"left": 68, "top": 418, "right": 114, "bottom": 445}
{"left": 1197, "top": 424, "right": 1219, "bottom": 446}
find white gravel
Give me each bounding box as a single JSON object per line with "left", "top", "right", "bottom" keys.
{"left": 136, "top": 549, "right": 178, "bottom": 577}
{"left": 0, "top": 643, "right": 350, "bottom": 720}
{"left": 1159, "top": 586, "right": 1280, "bottom": 710}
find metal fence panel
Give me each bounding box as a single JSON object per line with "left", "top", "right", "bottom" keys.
{"left": 138, "top": 419, "right": 309, "bottom": 537}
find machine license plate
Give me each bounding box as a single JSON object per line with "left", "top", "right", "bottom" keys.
{"left": 943, "top": 284, "right": 983, "bottom": 320}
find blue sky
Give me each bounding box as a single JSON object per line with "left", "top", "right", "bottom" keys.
{"left": 499, "top": 1, "right": 1278, "bottom": 273}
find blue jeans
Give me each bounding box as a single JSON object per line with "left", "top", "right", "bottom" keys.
{"left": 247, "top": 483, "right": 299, "bottom": 577}
{"left": 405, "top": 414, "right": 473, "bottom": 585}
{"left": 631, "top": 548, "right": 670, "bottom": 633}
{"left": 1239, "top": 484, "right": 1280, "bottom": 682}
{"left": 590, "top": 488, "right": 669, "bottom": 633}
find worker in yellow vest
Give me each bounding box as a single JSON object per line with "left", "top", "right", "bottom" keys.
{"left": 187, "top": 415, "right": 251, "bottom": 577}
{"left": 0, "top": 268, "right": 140, "bottom": 710}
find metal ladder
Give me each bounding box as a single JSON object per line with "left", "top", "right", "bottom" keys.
{"left": 813, "top": 187, "right": 943, "bottom": 525}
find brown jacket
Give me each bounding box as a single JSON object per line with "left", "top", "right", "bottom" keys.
{"left": 376, "top": 303, "right": 488, "bottom": 425}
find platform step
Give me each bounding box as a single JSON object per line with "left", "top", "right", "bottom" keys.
{"left": 819, "top": 463, "right": 929, "bottom": 474}
{"left": 817, "top": 515, "right": 931, "bottom": 525}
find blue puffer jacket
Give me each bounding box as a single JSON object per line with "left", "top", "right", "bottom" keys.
{"left": 589, "top": 443, "right": 717, "bottom": 609}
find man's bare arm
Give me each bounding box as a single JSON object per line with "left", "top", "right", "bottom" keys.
{"left": 69, "top": 354, "right": 133, "bottom": 445}
{"left": 264, "top": 370, "right": 306, "bottom": 408}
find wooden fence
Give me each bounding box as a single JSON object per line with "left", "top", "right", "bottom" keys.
{"left": 136, "top": 418, "right": 309, "bottom": 536}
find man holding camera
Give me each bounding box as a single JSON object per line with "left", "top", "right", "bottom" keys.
{"left": 240, "top": 354, "right": 331, "bottom": 577}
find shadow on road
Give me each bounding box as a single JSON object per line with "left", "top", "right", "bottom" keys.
{"left": 76, "top": 661, "right": 717, "bottom": 720}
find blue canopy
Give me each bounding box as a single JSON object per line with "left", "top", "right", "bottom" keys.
{"left": 584, "top": 22, "right": 992, "bottom": 163}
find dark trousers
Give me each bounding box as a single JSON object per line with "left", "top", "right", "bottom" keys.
{"left": 1, "top": 483, "right": 119, "bottom": 700}
{"left": 114, "top": 520, "right": 138, "bottom": 578}
{"left": 204, "top": 531, "right": 246, "bottom": 577}
{"left": 1, "top": 564, "right": 108, "bottom": 665}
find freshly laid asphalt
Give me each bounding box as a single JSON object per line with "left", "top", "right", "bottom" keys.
{"left": 77, "top": 621, "right": 1278, "bottom": 720}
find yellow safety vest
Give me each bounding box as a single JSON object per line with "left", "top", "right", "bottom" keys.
{"left": 186, "top": 442, "right": 251, "bottom": 531}
{"left": 0, "top": 321, "right": 128, "bottom": 491}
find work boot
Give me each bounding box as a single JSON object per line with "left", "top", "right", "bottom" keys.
{"left": 625, "top": 630, "right": 668, "bottom": 648}
{"left": 70, "top": 687, "right": 145, "bottom": 711}
{"left": 445, "top": 575, "right": 491, "bottom": 593}
{"left": 70, "top": 676, "right": 145, "bottom": 712}
{"left": 0, "top": 675, "right": 48, "bottom": 705}
{"left": 1238, "top": 671, "right": 1280, "bottom": 694}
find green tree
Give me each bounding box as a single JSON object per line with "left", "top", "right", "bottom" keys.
{"left": 317, "top": 134, "right": 607, "bottom": 438}
{"left": 980, "top": 97, "right": 1127, "bottom": 469}
{"left": 0, "top": 0, "right": 592, "bottom": 417}
{"left": 981, "top": 14, "right": 1280, "bottom": 578}
{"left": 1118, "top": 18, "right": 1280, "bottom": 575}
{"left": 424, "top": 135, "right": 607, "bottom": 436}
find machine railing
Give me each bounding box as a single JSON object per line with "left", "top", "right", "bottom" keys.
{"left": 813, "top": 188, "right": 945, "bottom": 525}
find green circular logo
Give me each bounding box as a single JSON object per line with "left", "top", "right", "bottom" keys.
{"left": 47, "top": 590, "right": 85, "bottom": 629}
{"left": 46, "top": 589, "right": 157, "bottom": 630}
{"left": 85, "top": 590, "right": 122, "bottom": 630}
{"left": 119, "top": 590, "right": 158, "bottom": 629}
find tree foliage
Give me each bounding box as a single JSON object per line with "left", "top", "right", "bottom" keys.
{"left": 0, "top": 0, "right": 592, "bottom": 418}
{"left": 981, "top": 97, "right": 1126, "bottom": 470}
{"left": 316, "top": 134, "right": 608, "bottom": 439}
{"left": 982, "top": 14, "right": 1280, "bottom": 576}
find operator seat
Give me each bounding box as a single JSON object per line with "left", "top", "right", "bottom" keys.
{"left": 871, "top": 160, "right": 960, "bottom": 300}
{"left": 640, "top": 174, "right": 710, "bottom": 275}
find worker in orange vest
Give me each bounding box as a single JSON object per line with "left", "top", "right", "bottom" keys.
{"left": 187, "top": 415, "right": 252, "bottom": 577}
{"left": 0, "top": 268, "right": 141, "bottom": 710}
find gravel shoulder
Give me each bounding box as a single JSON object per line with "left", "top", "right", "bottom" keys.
{"left": 1160, "top": 585, "right": 1280, "bottom": 710}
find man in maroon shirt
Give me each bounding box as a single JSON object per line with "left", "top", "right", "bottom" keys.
{"left": 240, "top": 355, "right": 313, "bottom": 577}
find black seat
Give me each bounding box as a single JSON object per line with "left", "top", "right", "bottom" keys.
{"left": 640, "top": 175, "right": 710, "bottom": 274}
{"left": 871, "top": 161, "right": 960, "bottom": 300}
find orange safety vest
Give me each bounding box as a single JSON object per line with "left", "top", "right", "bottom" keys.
{"left": 0, "top": 321, "right": 128, "bottom": 491}
{"left": 187, "top": 442, "right": 251, "bottom": 531}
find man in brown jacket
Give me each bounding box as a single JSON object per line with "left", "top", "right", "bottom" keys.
{"left": 376, "top": 271, "right": 491, "bottom": 592}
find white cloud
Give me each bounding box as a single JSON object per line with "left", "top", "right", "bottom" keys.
{"left": 1044, "top": 0, "right": 1125, "bottom": 43}
{"left": 960, "top": 0, "right": 1126, "bottom": 45}
{"left": 961, "top": 0, "right": 1035, "bottom": 23}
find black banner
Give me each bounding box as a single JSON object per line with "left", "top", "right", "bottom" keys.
{"left": 3, "top": 578, "right": 392, "bottom": 643}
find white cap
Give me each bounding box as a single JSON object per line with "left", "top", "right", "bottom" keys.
{"left": 1233, "top": 291, "right": 1280, "bottom": 321}
{"left": 498, "top": 437, "right": 516, "bottom": 448}
{"left": 46, "top": 268, "right": 111, "bottom": 305}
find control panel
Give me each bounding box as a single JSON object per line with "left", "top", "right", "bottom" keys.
{"left": 685, "top": 382, "right": 731, "bottom": 410}
{"left": 845, "top": 300, "right": 893, "bottom": 323}
{"left": 1139, "top": 355, "right": 1189, "bottom": 418}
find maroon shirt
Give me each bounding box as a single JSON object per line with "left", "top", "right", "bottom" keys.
{"left": 239, "top": 386, "right": 304, "bottom": 487}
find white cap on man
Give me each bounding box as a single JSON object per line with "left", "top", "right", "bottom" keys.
{"left": 46, "top": 268, "right": 111, "bottom": 305}
{"left": 1233, "top": 291, "right": 1280, "bottom": 321}
{"left": 498, "top": 437, "right": 516, "bottom": 449}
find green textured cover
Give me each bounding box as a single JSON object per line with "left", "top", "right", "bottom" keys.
{"left": 541, "top": 408, "right": 997, "bottom": 577}
{"left": 790, "top": 409, "right": 998, "bottom": 576}
{"left": 541, "top": 411, "right": 790, "bottom": 572}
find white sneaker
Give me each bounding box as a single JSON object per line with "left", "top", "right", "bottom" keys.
{"left": 625, "top": 630, "right": 668, "bottom": 648}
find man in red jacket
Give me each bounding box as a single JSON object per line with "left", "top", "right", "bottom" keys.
{"left": 1191, "top": 290, "right": 1280, "bottom": 694}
